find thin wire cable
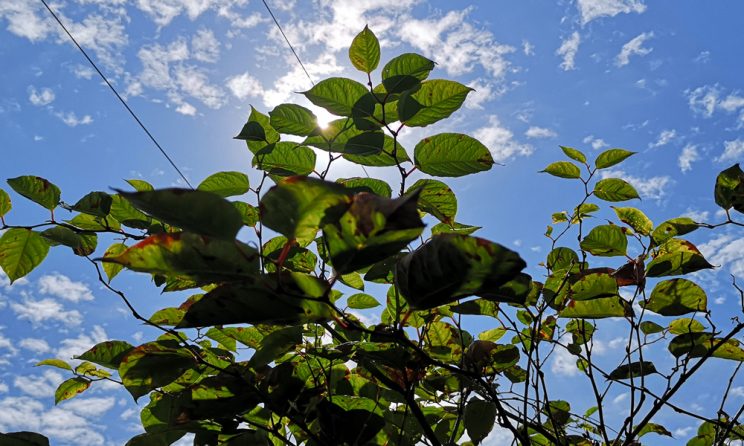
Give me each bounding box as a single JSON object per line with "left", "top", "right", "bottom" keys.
{"left": 39, "top": 0, "right": 194, "bottom": 189}
{"left": 261, "top": 0, "right": 314, "bottom": 86}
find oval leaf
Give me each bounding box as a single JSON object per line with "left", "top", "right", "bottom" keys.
{"left": 349, "top": 26, "right": 380, "bottom": 73}
{"left": 0, "top": 228, "right": 50, "bottom": 283}
{"left": 7, "top": 175, "right": 60, "bottom": 210}
{"left": 302, "top": 77, "right": 368, "bottom": 117}
{"left": 407, "top": 179, "right": 457, "bottom": 224}
{"left": 414, "top": 133, "right": 493, "bottom": 177}
{"left": 541, "top": 161, "right": 581, "bottom": 179}
{"left": 580, "top": 225, "right": 628, "bottom": 257}
{"left": 595, "top": 148, "right": 635, "bottom": 169}
{"left": 197, "top": 171, "right": 250, "bottom": 197}
{"left": 594, "top": 178, "right": 639, "bottom": 202}
{"left": 643, "top": 278, "right": 707, "bottom": 316}
{"left": 55, "top": 377, "right": 90, "bottom": 404}
{"left": 399, "top": 80, "right": 473, "bottom": 127}
{"left": 613, "top": 206, "right": 653, "bottom": 235}
{"left": 347, "top": 293, "right": 380, "bottom": 309}
{"left": 269, "top": 103, "right": 319, "bottom": 136}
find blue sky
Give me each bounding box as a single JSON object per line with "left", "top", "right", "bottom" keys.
{"left": 1, "top": 0, "right": 744, "bottom": 444}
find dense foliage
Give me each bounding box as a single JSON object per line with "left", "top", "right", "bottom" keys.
{"left": 1, "top": 27, "right": 744, "bottom": 446}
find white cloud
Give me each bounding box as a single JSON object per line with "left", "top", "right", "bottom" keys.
{"left": 14, "top": 370, "right": 63, "bottom": 398}
{"left": 72, "top": 65, "right": 96, "bottom": 80}
{"left": 615, "top": 32, "right": 654, "bottom": 67}
{"left": 556, "top": 32, "right": 581, "bottom": 71}
{"left": 601, "top": 169, "right": 673, "bottom": 201}
{"left": 19, "top": 338, "right": 51, "bottom": 354}
{"left": 38, "top": 273, "right": 94, "bottom": 302}
{"left": 56, "top": 325, "right": 108, "bottom": 361}
{"left": 134, "top": 0, "right": 213, "bottom": 26}
{"left": 398, "top": 8, "right": 515, "bottom": 79}
{"left": 551, "top": 343, "right": 580, "bottom": 377}
{"left": 719, "top": 94, "right": 744, "bottom": 112}
{"left": 678, "top": 144, "right": 699, "bottom": 173}
{"left": 465, "top": 78, "right": 502, "bottom": 110}
{"left": 0, "top": 332, "right": 17, "bottom": 355}
{"left": 10, "top": 298, "right": 82, "bottom": 326}
{"left": 0, "top": 396, "right": 44, "bottom": 433}
{"left": 28, "top": 86, "right": 55, "bottom": 106}
{"left": 226, "top": 72, "right": 262, "bottom": 101}
{"left": 55, "top": 111, "right": 94, "bottom": 127}
{"left": 731, "top": 386, "right": 744, "bottom": 397}
{"left": 173, "top": 65, "right": 226, "bottom": 109}
{"left": 191, "top": 28, "right": 220, "bottom": 63}
{"left": 683, "top": 208, "right": 709, "bottom": 222}
{"left": 717, "top": 139, "right": 744, "bottom": 163}
{"left": 649, "top": 129, "right": 676, "bottom": 148}
{"left": 60, "top": 397, "right": 116, "bottom": 418}
{"left": 176, "top": 102, "right": 197, "bottom": 116}
{"left": 577, "top": 0, "right": 647, "bottom": 25}
{"left": 583, "top": 135, "right": 608, "bottom": 150}
{"left": 525, "top": 126, "right": 557, "bottom": 139}
{"left": 0, "top": 269, "right": 29, "bottom": 290}
{"left": 522, "top": 40, "right": 534, "bottom": 56}
{"left": 687, "top": 85, "right": 720, "bottom": 118}
{"left": 473, "top": 115, "right": 534, "bottom": 163}
{"left": 260, "top": 53, "right": 343, "bottom": 107}
{"left": 699, "top": 234, "right": 744, "bottom": 278}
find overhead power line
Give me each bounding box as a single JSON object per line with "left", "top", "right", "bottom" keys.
{"left": 39, "top": 0, "right": 194, "bottom": 189}
{"left": 261, "top": 0, "right": 314, "bottom": 86}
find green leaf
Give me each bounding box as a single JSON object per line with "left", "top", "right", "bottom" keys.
{"left": 571, "top": 203, "right": 600, "bottom": 224}
{"left": 398, "top": 80, "right": 473, "bottom": 127}
{"left": 0, "top": 431, "right": 50, "bottom": 445}
{"left": 349, "top": 26, "right": 380, "bottom": 73}
{"left": 559, "top": 297, "right": 629, "bottom": 319}
{"left": 118, "top": 341, "right": 196, "bottom": 400}
{"left": 637, "top": 423, "right": 673, "bottom": 438}
{"left": 35, "top": 358, "right": 72, "bottom": 371}
{"left": 77, "top": 340, "right": 134, "bottom": 369}
{"left": 570, "top": 272, "right": 618, "bottom": 301}
{"left": 547, "top": 247, "right": 579, "bottom": 271}
{"left": 668, "top": 317, "right": 706, "bottom": 335}
{"left": 269, "top": 103, "right": 319, "bottom": 136}
{"left": 560, "top": 146, "right": 587, "bottom": 164}
{"left": 250, "top": 325, "right": 303, "bottom": 367}
{"left": 540, "top": 161, "right": 581, "bottom": 179}
{"left": 72, "top": 191, "right": 112, "bottom": 217}
{"left": 595, "top": 148, "right": 635, "bottom": 169}
{"left": 652, "top": 217, "right": 698, "bottom": 245}
{"left": 668, "top": 332, "right": 744, "bottom": 361}
{"left": 338, "top": 272, "right": 364, "bottom": 290}
{"left": 302, "top": 77, "right": 369, "bottom": 117}
{"left": 41, "top": 226, "right": 97, "bottom": 256}
{"left": 714, "top": 164, "right": 744, "bottom": 211}
{"left": 0, "top": 229, "right": 50, "bottom": 283}
{"left": 613, "top": 206, "right": 653, "bottom": 235}
{"left": 580, "top": 225, "right": 627, "bottom": 257}
{"left": 646, "top": 238, "right": 713, "bottom": 277}
{"left": 465, "top": 398, "right": 496, "bottom": 444}
{"left": 0, "top": 188, "right": 10, "bottom": 217}
{"left": 260, "top": 176, "right": 350, "bottom": 246}
{"left": 382, "top": 53, "right": 435, "bottom": 81}
{"left": 66, "top": 213, "right": 120, "bottom": 232}
{"left": 323, "top": 192, "right": 424, "bottom": 274}
{"left": 102, "top": 243, "right": 127, "bottom": 282}
{"left": 542, "top": 400, "right": 571, "bottom": 426}
{"left": 177, "top": 275, "right": 334, "bottom": 328}
{"left": 125, "top": 179, "right": 154, "bottom": 192}
{"left": 593, "top": 178, "right": 639, "bottom": 202}
{"left": 109, "top": 195, "right": 150, "bottom": 229}
{"left": 639, "top": 321, "right": 664, "bottom": 335}
{"left": 197, "top": 171, "right": 250, "bottom": 197}
{"left": 54, "top": 377, "right": 90, "bottom": 404}
{"left": 232, "top": 201, "right": 259, "bottom": 227}
{"left": 102, "top": 232, "right": 259, "bottom": 283}
{"left": 478, "top": 327, "right": 507, "bottom": 342}
{"left": 408, "top": 179, "right": 457, "bottom": 224}
{"left": 337, "top": 177, "right": 392, "bottom": 197}
{"left": 608, "top": 361, "right": 657, "bottom": 380}
{"left": 396, "top": 234, "right": 526, "bottom": 310}
{"left": 414, "top": 133, "right": 493, "bottom": 177}
{"left": 7, "top": 176, "right": 60, "bottom": 210}
{"left": 252, "top": 142, "right": 317, "bottom": 177}
{"left": 343, "top": 135, "right": 410, "bottom": 166}
{"left": 347, "top": 293, "right": 380, "bottom": 309}
{"left": 116, "top": 188, "right": 243, "bottom": 240}
{"left": 643, "top": 279, "right": 707, "bottom": 316}
{"left": 235, "top": 106, "right": 280, "bottom": 153}
{"left": 262, "top": 236, "right": 317, "bottom": 273}
{"left": 431, "top": 222, "right": 481, "bottom": 236}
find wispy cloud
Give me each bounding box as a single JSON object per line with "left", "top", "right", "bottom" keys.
{"left": 473, "top": 115, "right": 534, "bottom": 163}
{"left": 38, "top": 273, "right": 94, "bottom": 303}
{"left": 717, "top": 139, "right": 744, "bottom": 163}
{"left": 28, "top": 86, "right": 55, "bottom": 106}
{"left": 678, "top": 144, "right": 699, "bottom": 173}
{"left": 616, "top": 32, "right": 654, "bottom": 67}
{"left": 525, "top": 126, "right": 557, "bottom": 139}
{"left": 601, "top": 169, "right": 673, "bottom": 201}
{"left": 556, "top": 32, "right": 581, "bottom": 71}
{"left": 577, "top": 0, "right": 647, "bottom": 25}
{"left": 649, "top": 129, "right": 677, "bottom": 148}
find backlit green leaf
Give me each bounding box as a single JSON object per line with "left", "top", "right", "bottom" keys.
{"left": 608, "top": 361, "right": 657, "bottom": 380}
{"left": 349, "top": 25, "right": 380, "bottom": 73}
{"left": 117, "top": 188, "right": 243, "bottom": 240}
{"left": 668, "top": 317, "right": 706, "bottom": 335}
{"left": 302, "top": 77, "right": 369, "bottom": 117}
{"left": 41, "top": 226, "right": 97, "bottom": 256}
{"left": 72, "top": 191, "right": 112, "bottom": 217}
{"left": 643, "top": 279, "right": 707, "bottom": 316}
{"left": 252, "top": 142, "right": 317, "bottom": 177}
{"left": 36, "top": 358, "right": 72, "bottom": 371}
{"left": 580, "top": 224, "right": 627, "bottom": 257}
{"left": 637, "top": 423, "right": 673, "bottom": 438}
{"left": 547, "top": 247, "right": 579, "bottom": 271}
{"left": 639, "top": 321, "right": 664, "bottom": 335}
{"left": 613, "top": 206, "right": 653, "bottom": 235}
{"left": 269, "top": 103, "right": 319, "bottom": 136}
{"left": 668, "top": 332, "right": 744, "bottom": 361}
{"left": 118, "top": 341, "right": 196, "bottom": 400}
{"left": 408, "top": 179, "right": 457, "bottom": 224}
{"left": 593, "top": 178, "right": 639, "bottom": 202}
{"left": 197, "top": 171, "right": 250, "bottom": 197}
{"left": 0, "top": 188, "right": 10, "bottom": 217}
{"left": 109, "top": 195, "right": 149, "bottom": 229}
{"left": 55, "top": 377, "right": 90, "bottom": 404}
{"left": 540, "top": 161, "right": 581, "bottom": 179}
{"left": 652, "top": 217, "right": 698, "bottom": 245}
{"left": 396, "top": 234, "right": 526, "bottom": 310}
{"left": 337, "top": 177, "right": 392, "bottom": 197}
{"left": 559, "top": 297, "right": 629, "bottom": 319}
{"left": 646, "top": 238, "right": 713, "bottom": 277}
{"left": 347, "top": 293, "right": 380, "bottom": 309}
{"left": 465, "top": 398, "right": 496, "bottom": 444}
{"left": 77, "top": 340, "right": 134, "bottom": 369}
{"left": 398, "top": 80, "right": 472, "bottom": 127}
{"left": 236, "top": 106, "right": 280, "bottom": 153}
{"left": 570, "top": 272, "right": 618, "bottom": 300}
{"left": 260, "top": 176, "right": 350, "bottom": 246}
{"left": 125, "top": 179, "right": 154, "bottom": 192}
{"left": 560, "top": 146, "right": 587, "bottom": 164}
{"left": 7, "top": 175, "right": 60, "bottom": 210}
{"left": 431, "top": 222, "right": 481, "bottom": 236}
{"left": 415, "top": 133, "right": 493, "bottom": 177}
{"left": 714, "top": 164, "right": 744, "bottom": 212}
{"left": 595, "top": 148, "right": 635, "bottom": 169}
{"left": 232, "top": 201, "right": 259, "bottom": 227}
{"left": 0, "top": 229, "right": 50, "bottom": 283}
{"left": 102, "top": 232, "right": 259, "bottom": 283}
{"left": 382, "top": 53, "right": 435, "bottom": 81}
{"left": 102, "top": 243, "right": 127, "bottom": 282}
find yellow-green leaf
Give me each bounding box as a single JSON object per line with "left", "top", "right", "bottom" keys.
{"left": 0, "top": 228, "right": 50, "bottom": 283}
{"left": 55, "top": 377, "right": 90, "bottom": 404}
